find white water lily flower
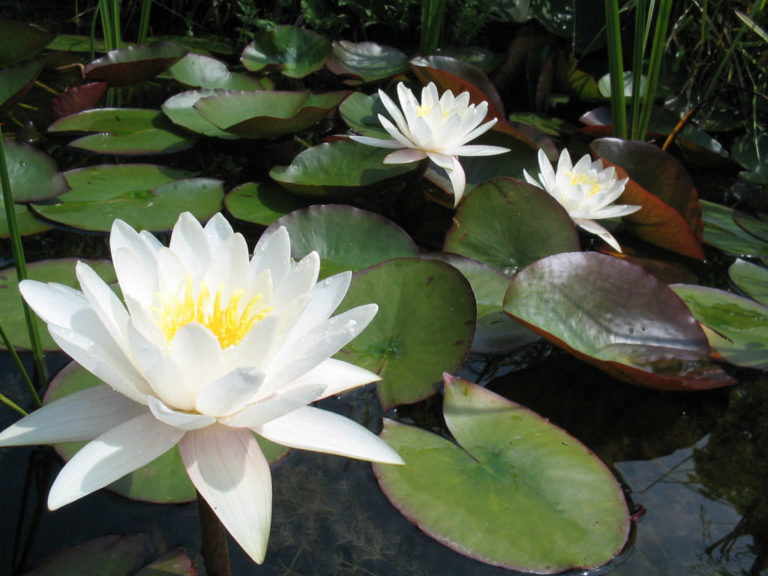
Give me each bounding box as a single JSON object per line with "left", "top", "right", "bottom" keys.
{"left": 350, "top": 81, "right": 509, "bottom": 206}
{"left": 0, "top": 212, "right": 403, "bottom": 564}
{"left": 524, "top": 149, "right": 642, "bottom": 252}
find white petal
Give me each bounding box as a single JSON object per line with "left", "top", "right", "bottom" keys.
{"left": 112, "top": 246, "right": 157, "bottom": 307}
{"left": 196, "top": 368, "right": 266, "bottom": 417}
{"left": 291, "top": 272, "right": 351, "bottom": 334}
{"left": 383, "top": 149, "right": 427, "bottom": 164}
{"left": 203, "top": 212, "right": 235, "bottom": 250}
{"left": 224, "top": 314, "right": 281, "bottom": 373}
{"left": 169, "top": 323, "right": 226, "bottom": 394}
{"left": 348, "top": 135, "right": 403, "bottom": 149}
{"left": 75, "top": 262, "right": 130, "bottom": 351}
{"left": 270, "top": 251, "right": 319, "bottom": 310}
{"left": 588, "top": 204, "right": 642, "bottom": 220}
{"left": 180, "top": 427, "right": 272, "bottom": 564}
{"left": 221, "top": 384, "right": 325, "bottom": 429}
{"left": 255, "top": 406, "right": 404, "bottom": 464}
{"left": 0, "top": 385, "right": 144, "bottom": 446}
{"left": 251, "top": 227, "right": 291, "bottom": 287}
{"left": 204, "top": 232, "right": 250, "bottom": 293}
{"left": 147, "top": 396, "right": 216, "bottom": 431}
{"left": 47, "top": 412, "right": 184, "bottom": 510}
{"left": 575, "top": 218, "right": 623, "bottom": 252}
{"left": 291, "top": 358, "right": 381, "bottom": 399}
{"left": 381, "top": 86, "right": 413, "bottom": 141}
{"left": 379, "top": 115, "right": 417, "bottom": 148}
{"left": 19, "top": 280, "right": 90, "bottom": 329}
{"left": 443, "top": 144, "right": 509, "bottom": 157}
{"left": 170, "top": 212, "right": 212, "bottom": 280}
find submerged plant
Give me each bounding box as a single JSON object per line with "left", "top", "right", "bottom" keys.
{"left": 0, "top": 212, "right": 403, "bottom": 564}
{"left": 350, "top": 82, "right": 508, "bottom": 206}
{"left": 524, "top": 149, "right": 641, "bottom": 252}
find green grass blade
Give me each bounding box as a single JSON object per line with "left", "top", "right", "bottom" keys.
{"left": 605, "top": 0, "right": 627, "bottom": 139}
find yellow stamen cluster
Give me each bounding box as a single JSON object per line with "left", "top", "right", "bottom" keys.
{"left": 155, "top": 277, "right": 269, "bottom": 348}
{"left": 569, "top": 171, "right": 603, "bottom": 197}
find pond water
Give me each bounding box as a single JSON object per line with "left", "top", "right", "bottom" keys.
{"left": 1, "top": 346, "right": 765, "bottom": 575}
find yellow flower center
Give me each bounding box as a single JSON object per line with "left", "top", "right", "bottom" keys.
{"left": 416, "top": 104, "right": 433, "bottom": 117}
{"left": 154, "top": 277, "right": 269, "bottom": 348}
{"left": 569, "top": 171, "right": 603, "bottom": 196}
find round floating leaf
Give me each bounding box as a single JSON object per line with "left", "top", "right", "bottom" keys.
{"left": 48, "top": 108, "right": 197, "bottom": 155}
{"left": 51, "top": 82, "right": 108, "bottom": 117}
{"left": 423, "top": 252, "right": 538, "bottom": 354}
{"left": 23, "top": 534, "right": 145, "bottom": 576}
{"left": 444, "top": 178, "right": 580, "bottom": 274}
{"left": 504, "top": 251, "right": 736, "bottom": 390}
{"left": 734, "top": 210, "right": 768, "bottom": 243}
{"left": 0, "top": 19, "right": 55, "bottom": 66}
{"left": 701, "top": 200, "right": 768, "bottom": 257}
{"left": 326, "top": 40, "right": 409, "bottom": 83}
{"left": 162, "top": 90, "right": 239, "bottom": 138}
{"left": 225, "top": 181, "right": 309, "bottom": 226}
{"left": 0, "top": 259, "right": 116, "bottom": 351}
{"left": 32, "top": 173, "right": 224, "bottom": 232}
{"left": 264, "top": 204, "right": 418, "bottom": 277}
{"left": 241, "top": 25, "right": 331, "bottom": 78}
{"left": 83, "top": 41, "right": 188, "bottom": 85}
{"left": 46, "top": 362, "right": 288, "bottom": 503}
{"left": 335, "top": 258, "right": 476, "bottom": 408}
{"left": 338, "top": 91, "right": 390, "bottom": 138}
{"left": 373, "top": 375, "right": 630, "bottom": 573}
{"left": 0, "top": 58, "right": 42, "bottom": 112}
{"left": 168, "top": 53, "right": 265, "bottom": 90}
{"left": 195, "top": 90, "right": 348, "bottom": 140}
{"left": 671, "top": 284, "right": 768, "bottom": 370}
{"left": 729, "top": 259, "right": 768, "bottom": 306}
{"left": 1, "top": 140, "right": 69, "bottom": 202}
{"left": 270, "top": 140, "right": 415, "bottom": 197}
{"left": 591, "top": 138, "right": 705, "bottom": 260}
{"left": 0, "top": 203, "right": 52, "bottom": 238}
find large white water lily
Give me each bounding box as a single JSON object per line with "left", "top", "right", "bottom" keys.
{"left": 350, "top": 81, "right": 509, "bottom": 206}
{"left": 524, "top": 149, "right": 642, "bottom": 253}
{"left": 0, "top": 212, "right": 403, "bottom": 564}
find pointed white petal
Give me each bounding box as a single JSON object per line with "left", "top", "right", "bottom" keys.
{"left": 180, "top": 427, "right": 272, "bottom": 564}
{"left": 291, "top": 358, "right": 381, "bottom": 399}
{"left": 169, "top": 322, "right": 226, "bottom": 394}
{"left": 204, "top": 232, "right": 250, "bottom": 293}
{"left": 112, "top": 246, "right": 157, "bottom": 307}
{"left": 221, "top": 384, "right": 325, "bottom": 429}
{"left": 251, "top": 227, "right": 291, "bottom": 287}
{"left": 380, "top": 87, "right": 412, "bottom": 141}
{"left": 19, "top": 280, "right": 90, "bottom": 329}
{"left": 256, "top": 406, "right": 404, "bottom": 464}
{"left": 443, "top": 144, "right": 509, "bottom": 157}
{"left": 348, "top": 135, "right": 403, "bottom": 149}
{"left": 290, "top": 272, "right": 351, "bottom": 335}
{"left": 196, "top": 368, "right": 265, "bottom": 417}
{"left": 575, "top": 218, "right": 623, "bottom": 252}
{"left": 383, "top": 149, "right": 427, "bottom": 164}
{"left": 75, "top": 262, "right": 130, "bottom": 351}
{"left": 47, "top": 412, "right": 184, "bottom": 510}
{"left": 147, "top": 396, "right": 216, "bottom": 431}
{"left": 169, "top": 212, "right": 212, "bottom": 280}
{"left": 379, "top": 116, "right": 417, "bottom": 148}
{"left": 271, "top": 251, "right": 319, "bottom": 309}
{"left": 203, "top": 212, "right": 235, "bottom": 250}
{"left": 0, "top": 385, "right": 144, "bottom": 446}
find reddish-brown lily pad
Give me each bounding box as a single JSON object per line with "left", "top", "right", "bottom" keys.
{"left": 83, "top": 41, "right": 188, "bottom": 86}
{"left": 503, "top": 251, "right": 736, "bottom": 390}
{"left": 51, "top": 82, "right": 108, "bottom": 117}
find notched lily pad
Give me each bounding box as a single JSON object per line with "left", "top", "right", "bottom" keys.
{"left": 326, "top": 40, "right": 409, "bottom": 84}
{"left": 195, "top": 90, "right": 349, "bottom": 139}
{"left": 224, "top": 181, "right": 309, "bottom": 226}
{"left": 0, "top": 19, "right": 55, "bottom": 66}
{"left": 241, "top": 25, "right": 331, "bottom": 78}
{"left": 162, "top": 90, "right": 239, "bottom": 138}
{"left": 83, "top": 41, "right": 188, "bottom": 85}
{"left": 503, "top": 252, "right": 736, "bottom": 390}
{"left": 270, "top": 140, "right": 415, "bottom": 197}
{"left": 168, "top": 52, "right": 265, "bottom": 90}
{"left": 373, "top": 375, "right": 630, "bottom": 573}
{"left": 1, "top": 140, "right": 69, "bottom": 202}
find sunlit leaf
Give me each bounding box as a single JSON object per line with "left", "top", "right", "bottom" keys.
{"left": 162, "top": 90, "right": 239, "bottom": 138}
{"left": 241, "top": 25, "right": 331, "bottom": 78}
{"left": 338, "top": 91, "right": 391, "bottom": 138}
{"left": 729, "top": 259, "right": 768, "bottom": 306}
{"left": 504, "top": 252, "right": 737, "bottom": 389}
{"left": 224, "top": 181, "right": 309, "bottom": 226}
{"left": 373, "top": 375, "right": 630, "bottom": 573}
{"left": 326, "top": 40, "right": 409, "bottom": 83}
{"left": 700, "top": 200, "right": 768, "bottom": 257}
{"left": 1, "top": 140, "right": 69, "bottom": 202}
{"left": 168, "top": 53, "right": 265, "bottom": 90}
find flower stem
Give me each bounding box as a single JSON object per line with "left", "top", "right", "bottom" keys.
{"left": 197, "top": 491, "right": 232, "bottom": 576}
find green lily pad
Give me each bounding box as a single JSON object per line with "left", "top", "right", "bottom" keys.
{"left": 0, "top": 259, "right": 116, "bottom": 351}
{"left": 504, "top": 252, "right": 737, "bottom": 390}
{"left": 0, "top": 19, "right": 54, "bottom": 66}
{"left": 241, "top": 25, "right": 331, "bottom": 78}
{"left": 45, "top": 34, "right": 105, "bottom": 53}
{"left": 225, "top": 181, "right": 309, "bottom": 226}
{"left": 45, "top": 362, "right": 288, "bottom": 503}
{"left": 162, "top": 90, "right": 239, "bottom": 138}
{"left": 23, "top": 534, "right": 145, "bottom": 576}
{"left": 0, "top": 58, "right": 42, "bottom": 113}
{"left": 326, "top": 40, "right": 409, "bottom": 84}
{"left": 1, "top": 140, "right": 69, "bottom": 202}
{"left": 48, "top": 108, "right": 197, "bottom": 155}
{"left": 700, "top": 200, "right": 768, "bottom": 257}
{"left": 373, "top": 375, "right": 630, "bottom": 573}
{"left": 591, "top": 138, "right": 705, "bottom": 260}
{"left": 0, "top": 204, "right": 52, "bottom": 238}
{"left": 83, "top": 41, "right": 188, "bottom": 86}
{"left": 32, "top": 174, "right": 224, "bottom": 232}
{"left": 335, "top": 258, "right": 475, "bottom": 409}
{"left": 734, "top": 210, "right": 768, "bottom": 243}
{"left": 729, "top": 259, "right": 768, "bottom": 306}
{"left": 422, "top": 252, "right": 537, "bottom": 354}
{"left": 671, "top": 284, "right": 768, "bottom": 370}
{"left": 264, "top": 204, "right": 418, "bottom": 278}
{"left": 270, "top": 140, "right": 415, "bottom": 197}
{"left": 443, "top": 178, "right": 580, "bottom": 275}
{"left": 168, "top": 53, "right": 265, "bottom": 90}
{"left": 338, "top": 91, "right": 391, "bottom": 139}
{"left": 195, "top": 90, "right": 348, "bottom": 140}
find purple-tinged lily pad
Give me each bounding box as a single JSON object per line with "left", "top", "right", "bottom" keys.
{"left": 195, "top": 90, "right": 349, "bottom": 140}
{"left": 225, "top": 181, "right": 309, "bottom": 226}
{"left": 263, "top": 204, "right": 418, "bottom": 277}
{"left": 22, "top": 534, "right": 145, "bottom": 576}
{"left": 270, "top": 140, "right": 415, "bottom": 197}
{"left": 671, "top": 284, "right": 768, "bottom": 370}
{"left": 326, "top": 40, "right": 409, "bottom": 84}
{"left": 729, "top": 259, "right": 768, "bottom": 306}
{"left": 700, "top": 200, "right": 768, "bottom": 258}
{"left": 0, "top": 19, "right": 54, "bottom": 66}
{"left": 443, "top": 177, "right": 580, "bottom": 274}
{"left": 46, "top": 361, "right": 289, "bottom": 503}
{"left": 0, "top": 58, "right": 42, "bottom": 113}
{"left": 590, "top": 138, "right": 705, "bottom": 260}
{"left": 83, "top": 41, "right": 188, "bottom": 85}
{"left": 373, "top": 375, "right": 630, "bottom": 573}
{"left": 168, "top": 52, "right": 265, "bottom": 90}
{"left": 1, "top": 140, "right": 69, "bottom": 202}
{"left": 241, "top": 25, "right": 331, "bottom": 78}
{"left": 335, "top": 258, "right": 475, "bottom": 408}
{"left": 503, "top": 252, "right": 737, "bottom": 390}
{"left": 0, "top": 259, "right": 116, "bottom": 351}
{"left": 51, "top": 82, "right": 108, "bottom": 117}
{"left": 48, "top": 108, "right": 197, "bottom": 154}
